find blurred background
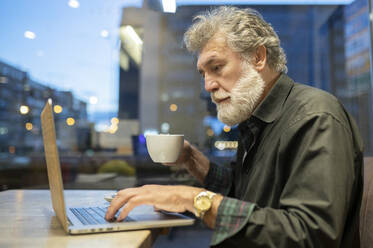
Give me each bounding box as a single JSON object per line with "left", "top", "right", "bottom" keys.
{"left": 0, "top": 0, "right": 372, "bottom": 246}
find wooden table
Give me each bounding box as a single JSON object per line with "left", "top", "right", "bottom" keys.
{"left": 0, "top": 190, "right": 159, "bottom": 248}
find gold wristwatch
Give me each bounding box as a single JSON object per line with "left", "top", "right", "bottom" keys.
{"left": 193, "top": 191, "right": 216, "bottom": 220}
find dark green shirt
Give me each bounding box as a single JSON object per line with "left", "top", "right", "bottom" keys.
{"left": 204, "top": 73, "right": 364, "bottom": 247}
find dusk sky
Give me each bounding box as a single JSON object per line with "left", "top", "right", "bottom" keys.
{"left": 0, "top": 0, "right": 142, "bottom": 118}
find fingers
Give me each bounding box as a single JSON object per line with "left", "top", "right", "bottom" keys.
{"left": 105, "top": 188, "right": 136, "bottom": 220}
{"left": 117, "top": 196, "right": 144, "bottom": 221}
{"left": 183, "top": 140, "right": 191, "bottom": 148}
{"left": 105, "top": 186, "right": 154, "bottom": 221}
{"left": 164, "top": 140, "right": 192, "bottom": 166}
{"left": 115, "top": 192, "right": 153, "bottom": 222}
{"left": 105, "top": 185, "right": 197, "bottom": 222}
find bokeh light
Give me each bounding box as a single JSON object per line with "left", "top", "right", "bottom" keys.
{"left": 66, "top": 117, "right": 75, "bottom": 126}
{"left": 223, "top": 126, "right": 231, "bottom": 132}
{"left": 9, "top": 146, "right": 15, "bottom": 154}
{"left": 24, "top": 31, "right": 36, "bottom": 39}
{"left": 111, "top": 117, "right": 119, "bottom": 125}
{"left": 54, "top": 105, "right": 63, "bottom": 114}
{"left": 169, "top": 104, "right": 178, "bottom": 112}
{"left": 68, "top": 0, "right": 80, "bottom": 8}
{"left": 206, "top": 128, "right": 214, "bottom": 137}
{"left": 100, "top": 30, "right": 109, "bottom": 38}
{"left": 19, "top": 105, "right": 29, "bottom": 115}
{"left": 89, "top": 96, "right": 98, "bottom": 105}
{"left": 25, "top": 122, "right": 33, "bottom": 131}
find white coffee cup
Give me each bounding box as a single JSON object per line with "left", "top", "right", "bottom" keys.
{"left": 146, "top": 134, "right": 184, "bottom": 163}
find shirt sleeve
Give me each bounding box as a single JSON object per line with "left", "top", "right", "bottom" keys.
{"left": 204, "top": 162, "right": 233, "bottom": 196}
{"left": 210, "top": 113, "right": 362, "bottom": 247}
{"left": 210, "top": 197, "right": 256, "bottom": 245}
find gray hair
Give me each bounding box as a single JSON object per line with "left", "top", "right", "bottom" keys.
{"left": 184, "top": 6, "right": 288, "bottom": 73}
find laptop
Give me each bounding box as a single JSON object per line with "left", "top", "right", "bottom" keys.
{"left": 41, "top": 99, "right": 194, "bottom": 234}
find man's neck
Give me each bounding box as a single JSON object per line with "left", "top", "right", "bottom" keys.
{"left": 259, "top": 69, "right": 281, "bottom": 104}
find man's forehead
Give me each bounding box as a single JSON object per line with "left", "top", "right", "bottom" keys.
{"left": 197, "top": 52, "right": 220, "bottom": 68}
{"left": 197, "top": 36, "right": 229, "bottom": 68}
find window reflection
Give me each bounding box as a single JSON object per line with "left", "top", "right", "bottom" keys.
{"left": 0, "top": 0, "right": 371, "bottom": 191}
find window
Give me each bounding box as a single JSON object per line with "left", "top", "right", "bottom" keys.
{"left": 0, "top": 0, "right": 371, "bottom": 192}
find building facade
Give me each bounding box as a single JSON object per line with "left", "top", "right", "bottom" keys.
{"left": 0, "top": 60, "right": 89, "bottom": 155}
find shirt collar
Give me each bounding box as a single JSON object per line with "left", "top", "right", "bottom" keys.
{"left": 251, "top": 73, "right": 294, "bottom": 124}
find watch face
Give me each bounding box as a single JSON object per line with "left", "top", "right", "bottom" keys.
{"left": 196, "top": 196, "right": 211, "bottom": 211}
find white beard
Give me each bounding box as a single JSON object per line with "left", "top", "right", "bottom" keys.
{"left": 211, "top": 62, "right": 265, "bottom": 126}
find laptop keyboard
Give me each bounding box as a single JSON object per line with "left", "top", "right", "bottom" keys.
{"left": 70, "top": 206, "right": 134, "bottom": 225}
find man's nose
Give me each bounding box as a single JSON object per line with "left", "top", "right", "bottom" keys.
{"left": 204, "top": 76, "right": 219, "bottom": 92}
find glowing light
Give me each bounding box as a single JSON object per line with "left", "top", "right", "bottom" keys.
{"left": 119, "top": 25, "right": 143, "bottom": 65}
{"left": 228, "top": 141, "right": 238, "bottom": 149}
{"left": 24, "top": 84, "right": 31, "bottom": 92}
{"left": 19, "top": 105, "right": 29, "bottom": 115}
{"left": 144, "top": 129, "right": 159, "bottom": 137}
{"left": 215, "top": 141, "right": 225, "bottom": 150}
{"left": 89, "top": 96, "right": 98, "bottom": 105}
{"left": 0, "top": 77, "right": 8, "bottom": 84}
{"left": 119, "top": 50, "right": 129, "bottom": 70}
{"left": 111, "top": 117, "right": 119, "bottom": 125}
{"left": 24, "top": 31, "right": 36, "bottom": 40}
{"left": 161, "top": 122, "right": 170, "bottom": 133}
{"left": 169, "top": 104, "right": 178, "bottom": 112}
{"left": 9, "top": 146, "right": 15, "bottom": 154}
{"left": 109, "top": 125, "right": 118, "bottom": 134}
{"left": 66, "top": 117, "right": 75, "bottom": 126}
{"left": 105, "top": 118, "right": 120, "bottom": 134}
{"left": 162, "top": 0, "right": 176, "bottom": 13}
{"left": 54, "top": 105, "right": 63, "bottom": 114}
{"left": 223, "top": 126, "right": 231, "bottom": 132}
{"left": 161, "top": 93, "right": 169, "bottom": 102}
{"left": 206, "top": 128, "right": 214, "bottom": 137}
{"left": 123, "top": 25, "right": 143, "bottom": 45}
{"left": 0, "top": 127, "right": 8, "bottom": 135}
{"left": 25, "top": 122, "right": 33, "bottom": 131}
{"left": 68, "top": 0, "right": 80, "bottom": 8}
{"left": 214, "top": 141, "right": 238, "bottom": 150}
{"left": 100, "top": 30, "right": 109, "bottom": 38}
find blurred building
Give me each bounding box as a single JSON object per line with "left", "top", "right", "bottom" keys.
{"left": 118, "top": 59, "right": 140, "bottom": 120}
{"left": 119, "top": 7, "right": 209, "bottom": 147}
{"left": 341, "top": 0, "right": 372, "bottom": 153}
{"left": 0, "top": 60, "right": 89, "bottom": 155}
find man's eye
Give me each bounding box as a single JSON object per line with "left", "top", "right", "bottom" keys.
{"left": 213, "top": 65, "right": 221, "bottom": 71}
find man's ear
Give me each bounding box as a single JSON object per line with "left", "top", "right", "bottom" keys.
{"left": 253, "top": 45, "right": 267, "bottom": 72}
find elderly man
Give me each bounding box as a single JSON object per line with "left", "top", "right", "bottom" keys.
{"left": 106, "top": 6, "right": 363, "bottom": 247}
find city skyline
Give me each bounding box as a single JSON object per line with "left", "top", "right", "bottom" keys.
{"left": 0, "top": 0, "right": 142, "bottom": 121}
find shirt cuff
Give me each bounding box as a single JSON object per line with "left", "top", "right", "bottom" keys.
{"left": 203, "top": 162, "right": 232, "bottom": 195}
{"left": 210, "top": 197, "right": 256, "bottom": 246}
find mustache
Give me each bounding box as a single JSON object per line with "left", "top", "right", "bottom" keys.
{"left": 211, "top": 90, "right": 230, "bottom": 104}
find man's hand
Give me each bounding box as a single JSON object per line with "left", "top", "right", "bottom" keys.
{"left": 105, "top": 185, "right": 201, "bottom": 222}
{"left": 164, "top": 140, "right": 210, "bottom": 184}
{"left": 163, "top": 140, "right": 193, "bottom": 166}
